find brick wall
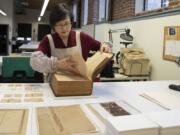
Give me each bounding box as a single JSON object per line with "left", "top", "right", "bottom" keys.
{"left": 111, "top": 0, "right": 135, "bottom": 20}
{"left": 169, "top": 0, "right": 180, "bottom": 8}
{"left": 87, "top": 0, "right": 99, "bottom": 24}
{"left": 80, "top": 0, "right": 180, "bottom": 26}
{"left": 80, "top": 0, "right": 136, "bottom": 24}
{"left": 136, "top": 0, "right": 180, "bottom": 17}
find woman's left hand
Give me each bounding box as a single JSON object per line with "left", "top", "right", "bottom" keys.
{"left": 100, "top": 42, "right": 111, "bottom": 53}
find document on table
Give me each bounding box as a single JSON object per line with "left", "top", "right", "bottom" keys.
{"left": 140, "top": 90, "right": 180, "bottom": 109}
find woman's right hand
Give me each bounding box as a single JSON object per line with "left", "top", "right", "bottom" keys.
{"left": 56, "top": 56, "right": 79, "bottom": 74}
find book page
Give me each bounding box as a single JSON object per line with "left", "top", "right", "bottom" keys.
{"left": 68, "top": 53, "right": 88, "bottom": 78}
{"left": 86, "top": 52, "right": 113, "bottom": 80}
{"left": 56, "top": 52, "right": 113, "bottom": 80}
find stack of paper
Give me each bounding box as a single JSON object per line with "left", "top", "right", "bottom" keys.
{"left": 105, "top": 114, "right": 159, "bottom": 135}
{"left": 144, "top": 109, "right": 180, "bottom": 135}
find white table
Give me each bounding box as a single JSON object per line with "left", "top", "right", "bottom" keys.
{"left": 0, "top": 81, "right": 179, "bottom": 109}
{"left": 0, "top": 80, "right": 180, "bottom": 135}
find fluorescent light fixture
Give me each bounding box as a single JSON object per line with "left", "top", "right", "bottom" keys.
{"left": 26, "top": 37, "right": 31, "bottom": 41}
{"left": 40, "top": 0, "right": 49, "bottom": 17}
{"left": 0, "top": 9, "right": 7, "bottom": 16}
{"left": 38, "top": 17, "right": 41, "bottom": 22}
{"left": 17, "top": 37, "right": 25, "bottom": 41}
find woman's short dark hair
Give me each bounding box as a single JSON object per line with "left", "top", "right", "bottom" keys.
{"left": 49, "top": 3, "right": 73, "bottom": 28}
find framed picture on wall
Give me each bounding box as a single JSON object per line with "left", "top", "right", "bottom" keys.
{"left": 163, "top": 26, "right": 180, "bottom": 61}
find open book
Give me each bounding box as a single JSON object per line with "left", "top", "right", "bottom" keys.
{"left": 50, "top": 51, "right": 113, "bottom": 96}
{"left": 86, "top": 52, "right": 113, "bottom": 80}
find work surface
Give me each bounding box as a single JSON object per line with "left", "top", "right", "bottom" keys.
{"left": 0, "top": 80, "right": 180, "bottom": 135}
{"left": 19, "top": 42, "right": 39, "bottom": 52}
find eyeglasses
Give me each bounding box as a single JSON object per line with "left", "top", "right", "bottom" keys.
{"left": 55, "top": 22, "right": 71, "bottom": 29}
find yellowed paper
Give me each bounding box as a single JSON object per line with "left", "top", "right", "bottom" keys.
{"left": 0, "top": 109, "right": 28, "bottom": 135}
{"left": 37, "top": 105, "right": 96, "bottom": 135}
{"left": 24, "top": 98, "right": 44, "bottom": 102}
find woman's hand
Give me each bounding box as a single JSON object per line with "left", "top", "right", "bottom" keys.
{"left": 56, "top": 56, "right": 79, "bottom": 74}
{"left": 100, "top": 42, "right": 111, "bottom": 53}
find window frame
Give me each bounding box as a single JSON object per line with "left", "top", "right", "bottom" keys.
{"left": 144, "top": 0, "right": 169, "bottom": 11}
{"left": 98, "top": 0, "right": 110, "bottom": 22}
{"left": 83, "top": 0, "right": 88, "bottom": 25}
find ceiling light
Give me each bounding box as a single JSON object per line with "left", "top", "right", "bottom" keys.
{"left": 40, "top": 0, "right": 49, "bottom": 17}
{"left": 0, "top": 9, "right": 7, "bottom": 16}
{"left": 38, "top": 17, "right": 41, "bottom": 22}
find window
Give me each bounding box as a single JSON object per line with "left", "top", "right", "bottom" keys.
{"left": 144, "top": 0, "right": 169, "bottom": 10}
{"left": 72, "top": 1, "right": 77, "bottom": 22}
{"left": 135, "top": 0, "right": 169, "bottom": 13}
{"left": 99, "top": 0, "right": 106, "bottom": 21}
{"left": 145, "top": 0, "right": 161, "bottom": 10}
{"left": 72, "top": 0, "right": 82, "bottom": 28}
{"left": 135, "top": 0, "right": 144, "bottom": 13}
{"left": 98, "top": 0, "right": 110, "bottom": 22}
{"left": 162, "top": 0, "right": 169, "bottom": 7}
{"left": 83, "top": 0, "right": 88, "bottom": 25}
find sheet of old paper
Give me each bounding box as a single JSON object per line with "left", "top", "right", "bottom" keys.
{"left": 86, "top": 52, "right": 113, "bottom": 80}
{"left": 0, "top": 109, "right": 28, "bottom": 135}
{"left": 37, "top": 105, "right": 96, "bottom": 135}
{"left": 140, "top": 91, "right": 180, "bottom": 109}
{"left": 70, "top": 53, "right": 88, "bottom": 78}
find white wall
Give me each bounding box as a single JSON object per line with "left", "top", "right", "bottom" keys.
{"left": 94, "top": 14, "right": 180, "bottom": 80}
{"left": 95, "top": 23, "right": 110, "bottom": 42}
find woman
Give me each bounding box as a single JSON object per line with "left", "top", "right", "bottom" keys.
{"left": 30, "top": 3, "right": 110, "bottom": 75}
